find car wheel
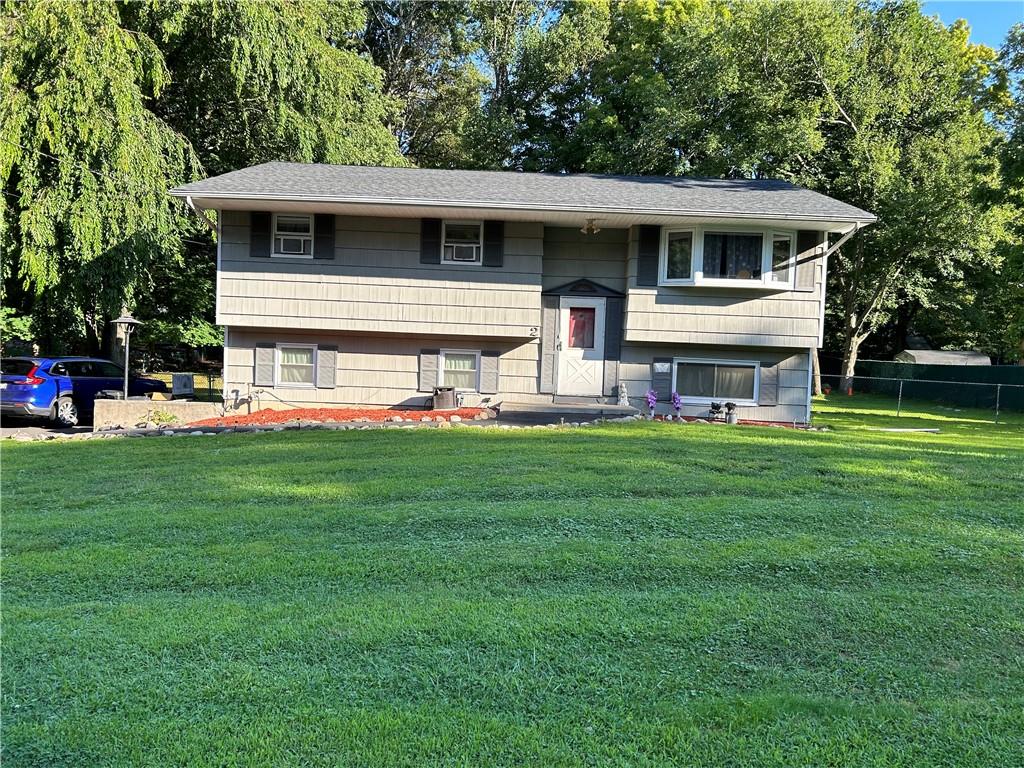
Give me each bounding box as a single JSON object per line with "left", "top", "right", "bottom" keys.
{"left": 53, "top": 397, "right": 79, "bottom": 427}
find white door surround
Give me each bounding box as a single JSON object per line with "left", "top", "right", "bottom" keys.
{"left": 556, "top": 296, "right": 605, "bottom": 396}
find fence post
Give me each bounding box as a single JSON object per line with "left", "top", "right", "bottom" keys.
{"left": 994, "top": 383, "right": 1001, "bottom": 425}
{"left": 896, "top": 379, "right": 903, "bottom": 418}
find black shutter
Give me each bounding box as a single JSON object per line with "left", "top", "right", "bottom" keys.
{"left": 314, "top": 214, "right": 335, "bottom": 260}
{"left": 651, "top": 357, "right": 673, "bottom": 402}
{"left": 482, "top": 221, "right": 504, "bottom": 267}
{"left": 795, "top": 231, "right": 820, "bottom": 292}
{"left": 636, "top": 225, "right": 660, "bottom": 286}
{"left": 420, "top": 219, "right": 441, "bottom": 264}
{"left": 758, "top": 363, "right": 779, "bottom": 405}
{"left": 603, "top": 296, "right": 624, "bottom": 397}
{"left": 251, "top": 212, "right": 271, "bottom": 258}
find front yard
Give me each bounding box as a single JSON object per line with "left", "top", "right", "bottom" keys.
{"left": 3, "top": 402, "right": 1022, "bottom": 766}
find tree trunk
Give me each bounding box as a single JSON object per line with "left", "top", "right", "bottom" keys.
{"left": 811, "top": 348, "right": 823, "bottom": 396}
{"left": 840, "top": 336, "right": 861, "bottom": 393}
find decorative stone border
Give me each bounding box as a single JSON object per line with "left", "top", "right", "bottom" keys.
{"left": 4, "top": 412, "right": 827, "bottom": 442}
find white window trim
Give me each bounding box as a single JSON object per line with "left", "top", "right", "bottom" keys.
{"left": 671, "top": 356, "right": 760, "bottom": 406}
{"left": 441, "top": 220, "right": 483, "bottom": 265}
{"left": 438, "top": 348, "right": 481, "bottom": 392}
{"left": 658, "top": 225, "right": 797, "bottom": 289}
{"left": 275, "top": 343, "right": 317, "bottom": 388}
{"left": 271, "top": 213, "right": 314, "bottom": 259}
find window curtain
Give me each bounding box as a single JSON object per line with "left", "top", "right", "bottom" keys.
{"left": 677, "top": 363, "right": 715, "bottom": 397}
{"left": 703, "top": 233, "right": 762, "bottom": 279}
{"left": 444, "top": 354, "right": 477, "bottom": 389}
{"left": 715, "top": 365, "right": 756, "bottom": 399}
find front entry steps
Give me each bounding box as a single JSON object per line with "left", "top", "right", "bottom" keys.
{"left": 499, "top": 399, "right": 638, "bottom": 417}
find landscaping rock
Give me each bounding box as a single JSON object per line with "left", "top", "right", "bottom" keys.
{"left": 420, "top": 416, "right": 433, "bottom": 423}
{"left": 450, "top": 415, "right": 462, "bottom": 422}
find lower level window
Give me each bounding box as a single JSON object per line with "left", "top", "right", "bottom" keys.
{"left": 674, "top": 359, "right": 758, "bottom": 403}
{"left": 440, "top": 350, "right": 480, "bottom": 390}
{"left": 278, "top": 345, "right": 315, "bottom": 385}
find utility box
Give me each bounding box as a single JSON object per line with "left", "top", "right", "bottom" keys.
{"left": 172, "top": 373, "right": 195, "bottom": 399}
{"left": 432, "top": 386, "right": 456, "bottom": 410}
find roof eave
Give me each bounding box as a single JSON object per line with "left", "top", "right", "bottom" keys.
{"left": 169, "top": 189, "right": 876, "bottom": 225}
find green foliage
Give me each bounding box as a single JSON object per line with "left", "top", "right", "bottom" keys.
{"left": 0, "top": 0, "right": 200, "bottom": 349}
{"left": 4, "top": 409, "right": 1023, "bottom": 764}
{"left": 2, "top": 0, "right": 405, "bottom": 357}
{"left": 0, "top": 305, "right": 33, "bottom": 353}
{"left": 364, "top": 1, "right": 486, "bottom": 168}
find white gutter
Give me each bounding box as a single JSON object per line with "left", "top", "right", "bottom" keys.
{"left": 185, "top": 195, "right": 218, "bottom": 235}
{"left": 168, "top": 189, "right": 877, "bottom": 226}
{"left": 821, "top": 222, "right": 864, "bottom": 258}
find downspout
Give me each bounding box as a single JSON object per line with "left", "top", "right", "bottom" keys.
{"left": 185, "top": 195, "right": 218, "bottom": 236}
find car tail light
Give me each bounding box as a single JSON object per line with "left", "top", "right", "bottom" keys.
{"left": 13, "top": 366, "right": 44, "bottom": 385}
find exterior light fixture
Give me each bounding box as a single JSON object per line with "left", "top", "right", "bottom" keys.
{"left": 580, "top": 218, "right": 602, "bottom": 235}
{"left": 111, "top": 314, "right": 143, "bottom": 400}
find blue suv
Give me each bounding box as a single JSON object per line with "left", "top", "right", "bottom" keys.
{"left": 0, "top": 357, "right": 168, "bottom": 426}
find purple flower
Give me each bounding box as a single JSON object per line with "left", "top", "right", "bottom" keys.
{"left": 671, "top": 391, "right": 683, "bottom": 412}
{"left": 645, "top": 389, "right": 658, "bottom": 410}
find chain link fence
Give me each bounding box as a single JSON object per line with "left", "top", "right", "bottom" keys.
{"left": 149, "top": 371, "right": 223, "bottom": 402}
{"left": 817, "top": 373, "right": 1024, "bottom": 425}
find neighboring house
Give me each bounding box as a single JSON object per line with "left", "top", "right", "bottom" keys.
{"left": 895, "top": 350, "right": 991, "bottom": 366}
{"left": 170, "top": 163, "right": 875, "bottom": 423}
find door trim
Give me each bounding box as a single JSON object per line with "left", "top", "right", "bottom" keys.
{"left": 556, "top": 296, "right": 606, "bottom": 396}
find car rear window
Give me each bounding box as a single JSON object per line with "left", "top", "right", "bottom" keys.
{"left": 1, "top": 358, "right": 36, "bottom": 375}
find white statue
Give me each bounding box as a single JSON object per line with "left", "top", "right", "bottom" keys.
{"left": 617, "top": 382, "right": 630, "bottom": 407}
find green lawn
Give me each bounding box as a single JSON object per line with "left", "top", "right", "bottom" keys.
{"left": 3, "top": 401, "right": 1023, "bottom": 766}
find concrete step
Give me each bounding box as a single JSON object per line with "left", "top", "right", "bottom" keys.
{"left": 498, "top": 400, "right": 638, "bottom": 416}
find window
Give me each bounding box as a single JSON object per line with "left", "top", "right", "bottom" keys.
{"left": 442, "top": 221, "right": 483, "bottom": 263}
{"left": 439, "top": 350, "right": 480, "bottom": 390}
{"left": 662, "top": 229, "right": 693, "bottom": 282}
{"left": 657, "top": 226, "right": 798, "bottom": 288}
{"left": 273, "top": 214, "right": 313, "bottom": 258}
{"left": 702, "top": 232, "right": 763, "bottom": 280}
{"left": 568, "top": 307, "right": 596, "bottom": 349}
{"left": 1, "top": 359, "right": 37, "bottom": 376}
{"left": 673, "top": 358, "right": 758, "bottom": 404}
{"left": 769, "top": 232, "right": 794, "bottom": 283}
{"left": 277, "top": 345, "right": 316, "bottom": 386}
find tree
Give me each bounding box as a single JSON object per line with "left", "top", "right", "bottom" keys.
{"left": 363, "top": 1, "right": 486, "bottom": 168}
{"left": 0, "top": 0, "right": 199, "bottom": 354}
{"left": 2, "top": 0, "right": 404, "bottom": 358}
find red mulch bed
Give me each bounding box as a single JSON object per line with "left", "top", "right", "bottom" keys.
{"left": 189, "top": 406, "right": 485, "bottom": 428}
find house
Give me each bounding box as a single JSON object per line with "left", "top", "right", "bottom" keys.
{"left": 170, "top": 163, "right": 875, "bottom": 423}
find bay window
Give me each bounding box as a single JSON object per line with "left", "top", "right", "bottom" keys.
{"left": 658, "top": 226, "right": 797, "bottom": 287}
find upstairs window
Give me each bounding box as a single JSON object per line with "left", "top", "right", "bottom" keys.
{"left": 442, "top": 221, "right": 483, "bottom": 263}
{"left": 662, "top": 229, "right": 694, "bottom": 282}
{"left": 768, "top": 232, "right": 794, "bottom": 284}
{"left": 273, "top": 214, "right": 313, "bottom": 258}
{"left": 702, "top": 232, "right": 763, "bottom": 280}
{"left": 657, "top": 226, "right": 798, "bottom": 288}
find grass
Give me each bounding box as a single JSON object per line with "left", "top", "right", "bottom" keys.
{"left": 2, "top": 398, "right": 1023, "bottom": 766}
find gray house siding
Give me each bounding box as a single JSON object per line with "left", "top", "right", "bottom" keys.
{"left": 542, "top": 226, "right": 628, "bottom": 293}
{"left": 224, "top": 329, "right": 541, "bottom": 410}
{"left": 218, "top": 212, "right": 544, "bottom": 338}
{"left": 618, "top": 344, "right": 811, "bottom": 423}
{"left": 623, "top": 226, "right": 828, "bottom": 349}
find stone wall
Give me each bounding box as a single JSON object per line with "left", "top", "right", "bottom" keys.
{"left": 92, "top": 399, "right": 224, "bottom": 432}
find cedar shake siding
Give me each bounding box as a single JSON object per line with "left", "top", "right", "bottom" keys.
{"left": 623, "top": 227, "right": 828, "bottom": 349}
{"left": 218, "top": 212, "right": 543, "bottom": 338}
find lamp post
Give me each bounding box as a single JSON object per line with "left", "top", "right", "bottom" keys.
{"left": 112, "top": 314, "right": 142, "bottom": 400}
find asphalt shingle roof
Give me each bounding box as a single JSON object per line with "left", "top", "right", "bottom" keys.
{"left": 171, "top": 162, "right": 875, "bottom": 222}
